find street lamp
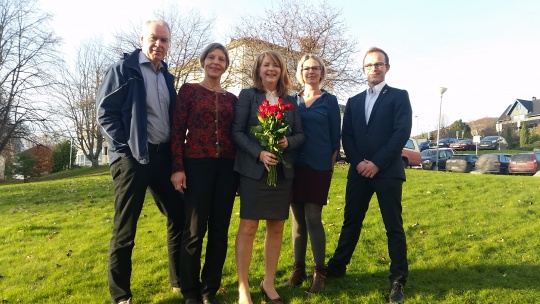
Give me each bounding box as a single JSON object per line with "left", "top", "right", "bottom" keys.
{"left": 435, "top": 87, "right": 447, "bottom": 171}
{"left": 415, "top": 115, "right": 419, "bottom": 137}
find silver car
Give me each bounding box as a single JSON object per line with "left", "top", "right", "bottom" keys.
{"left": 478, "top": 136, "right": 508, "bottom": 150}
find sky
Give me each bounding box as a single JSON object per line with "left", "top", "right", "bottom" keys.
{"left": 39, "top": 0, "right": 540, "bottom": 136}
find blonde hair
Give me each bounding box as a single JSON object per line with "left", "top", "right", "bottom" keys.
{"left": 296, "top": 54, "right": 326, "bottom": 85}
{"left": 252, "top": 51, "right": 291, "bottom": 97}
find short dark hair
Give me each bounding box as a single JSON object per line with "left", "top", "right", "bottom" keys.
{"left": 199, "top": 43, "right": 230, "bottom": 70}
{"left": 363, "top": 47, "right": 390, "bottom": 65}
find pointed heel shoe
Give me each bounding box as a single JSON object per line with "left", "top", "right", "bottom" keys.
{"left": 259, "top": 281, "right": 284, "bottom": 304}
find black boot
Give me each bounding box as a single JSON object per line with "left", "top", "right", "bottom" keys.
{"left": 284, "top": 262, "right": 307, "bottom": 287}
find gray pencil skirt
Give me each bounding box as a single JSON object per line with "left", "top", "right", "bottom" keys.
{"left": 239, "top": 166, "right": 293, "bottom": 220}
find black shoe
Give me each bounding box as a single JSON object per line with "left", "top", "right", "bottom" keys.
{"left": 326, "top": 267, "right": 345, "bottom": 278}
{"left": 185, "top": 298, "right": 202, "bottom": 304}
{"left": 260, "top": 281, "right": 284, "bottom": 304}
{"left": 388, "top": 281, "right": 405, "bottom": 304}
{"left": 202, "top": 299, "right": 219, "bottom": 304}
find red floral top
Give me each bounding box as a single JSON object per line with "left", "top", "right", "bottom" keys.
{"left": 171, "top": 83, "right": 238, "bottom": 172}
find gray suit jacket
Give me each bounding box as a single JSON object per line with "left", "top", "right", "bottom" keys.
{"left": 232, "top": 88, "right": 305, "bottom": 180}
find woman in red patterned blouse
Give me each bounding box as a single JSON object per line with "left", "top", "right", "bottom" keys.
{"left": 170, "top": 43, "right": 238, "bottom": 304}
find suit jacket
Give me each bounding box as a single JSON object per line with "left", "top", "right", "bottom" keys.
{"left": 342, "top": 84, "right": 412, "bottom": 180}
{"left": 232, "top": 88, "right": 305, "bottom": 180}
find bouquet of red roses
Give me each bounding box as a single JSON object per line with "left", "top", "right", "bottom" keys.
{"left": 251, "top": 98, "right": 294, "bottom": 187}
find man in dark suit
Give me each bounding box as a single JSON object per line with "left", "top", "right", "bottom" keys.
{"left": 327, "top": 47, "right": 412, "bottom": 304}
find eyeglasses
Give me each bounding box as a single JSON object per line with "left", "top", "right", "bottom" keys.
{"left": 363, "top": 62, "right": 387, "bottom": 70}
{"left": 302, "top": 66, "right": 321, "bottom": 71}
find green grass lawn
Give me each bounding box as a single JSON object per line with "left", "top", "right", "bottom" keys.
{"left": 1, "top": 165, "right": 539, "bottom": 303}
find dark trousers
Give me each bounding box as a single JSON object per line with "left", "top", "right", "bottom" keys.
{"left": 180, "top": 158, "right": 238, "bottom": 300}
{"left": 328, "top": 177, "right": 408, "bottom": 285}
{"left": 108, "top": 150, "right": 184, "bottom": 303}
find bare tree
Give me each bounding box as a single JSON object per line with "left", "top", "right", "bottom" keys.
{"left": 109, "top": 5, "right": 216, "bottom": 90}
{"left": 229, "top": 0, "right": 364, "bottom": 98}
{"left": 51, "top": 38, "right": 113, "bottom": 167}
{"left": 0, "top": 0, "right": 61, "bottom": 155}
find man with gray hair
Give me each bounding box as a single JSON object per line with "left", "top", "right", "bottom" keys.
{"left": 97, "top": 19, "right": 184, "bottom": 304}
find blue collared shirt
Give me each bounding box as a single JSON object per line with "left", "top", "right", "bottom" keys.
{"left": 139, "top": 51, "right": 170, "bottom": 144}
{"left": 365, "top": 81, "right": 386, "bottom": 123}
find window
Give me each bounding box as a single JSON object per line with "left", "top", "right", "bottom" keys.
{"left": 404, "top": 139, "right": 415, "bottom": 150}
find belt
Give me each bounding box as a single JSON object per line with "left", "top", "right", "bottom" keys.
{"left": 148, "top": 142, "right": 170, "bottom": 153}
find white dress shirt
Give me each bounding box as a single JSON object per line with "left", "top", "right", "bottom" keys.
{"left": 365, "top": 81, "right": 386, "bottom": 123}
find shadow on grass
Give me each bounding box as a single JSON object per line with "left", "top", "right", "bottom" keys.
{"left": 320, "top": 264, "right": 540, "bottom": 301}
{"left": 406, "top": 264, "right": 540, "bottom": 294}
{"left": 151, "top": 264, "right": 540, "bottom": 303}
{"left": 124, "top": 263, "right": 540, "bottom": 304}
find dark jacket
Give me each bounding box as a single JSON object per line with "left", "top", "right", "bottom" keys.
{"left": 342, "top": 84, "right": 412, "bottom": 180}
{"left": 96, "top": 49, "right": 177, "bottom": 165}
{"left": 232, "top": 88, "right": 305, "bottom": 180}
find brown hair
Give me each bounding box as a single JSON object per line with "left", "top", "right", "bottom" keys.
{"left": 200, "top": 43, "right": 230, "bottom": 70}
{"left": 296, "top": 53, "right": 326, "bottom": 85}
{"left": 252, "top": 51, "right": 291, "bottom": 97}
{"left": 363, "top": 47, "right": 390, "bottom": 65}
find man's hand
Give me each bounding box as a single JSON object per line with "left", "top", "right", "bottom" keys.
{"left": 356, "top": 159, "right": 379, "bottom": 178}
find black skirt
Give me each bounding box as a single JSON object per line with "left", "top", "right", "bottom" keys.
{"left": 239, "top": 166, "right": 293, "bottom": 220}
{"left": 292, "top": 166, "right": 333, "bottom": 205}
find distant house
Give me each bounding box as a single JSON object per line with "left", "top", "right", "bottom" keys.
{"left": 497, "top": 97, "right": 540, "bottom": 130}
{"left": 75, "top": 146, "right": 108, "bottom": 167}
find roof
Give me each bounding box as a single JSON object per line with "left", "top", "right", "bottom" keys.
{"left": 499, "top": 98, "right": 540, "bottom": 122}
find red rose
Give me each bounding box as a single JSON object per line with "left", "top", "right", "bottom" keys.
{"left": 251, "top": 98, "right": 294, "bottom": 186}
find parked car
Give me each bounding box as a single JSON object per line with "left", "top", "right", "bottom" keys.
{"left": 437, "top": 138, "right": 458, "bottom": 148}
{"left": 337, "top": 138, "right": 421, "bottom": 168}
{"left": 445, "top": 154, "right": 479, "bottom": 173}
{"left": 421, "top": 148, "right": 454, "bottom": 170}
{"left": 402, "top": 138, "right": 421, "bottom": 168}
{"left": 419, "top": 141, "right": 435, "bottom": 151}
{"left": 478, "top": 136, "right": 508, "bottom": 150}
{"left": 475, "top": 153, "right": 512, "bottom": 174}
{"left": 508, "top": 152, "right": 540, "bottom": 175}
{"left": 449, "top": 139, "right": 476, "bottom": 151}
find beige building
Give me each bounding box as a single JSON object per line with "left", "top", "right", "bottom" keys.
{"left": 497, "top": 97, "right": 540, "bottom": 131}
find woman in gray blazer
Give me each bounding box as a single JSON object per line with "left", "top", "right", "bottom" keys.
{"left": 232, "top": 50, "right": 304, "bottom": 304}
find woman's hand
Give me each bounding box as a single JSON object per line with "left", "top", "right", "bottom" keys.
{"left": 259, "top": 150, "right": 278, "bottom": 171}
{"left": 278, "top": 136, "right": 289, "bottom": 148}
{"left": 170, "top": 171, "right": 187, "bottom": 193}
